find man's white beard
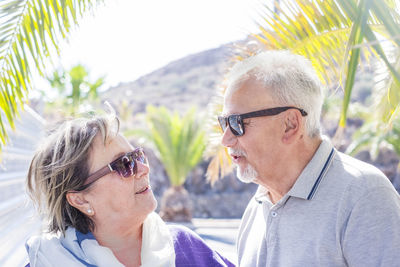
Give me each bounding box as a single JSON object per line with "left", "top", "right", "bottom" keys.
{"left": 236, "top": 164, "right": 258, "bottom": 183}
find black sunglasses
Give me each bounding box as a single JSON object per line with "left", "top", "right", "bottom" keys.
{"left": 77, "top": 147, "right": 147, "bottom": 191}
{"left": 218, "top": 106, "right": 307, "bottom": 136}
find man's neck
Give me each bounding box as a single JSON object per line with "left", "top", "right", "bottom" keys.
{"left": 258, "top": 136, "right": 322, "bottom": 204}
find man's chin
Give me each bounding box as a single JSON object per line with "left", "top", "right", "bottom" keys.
{"left": 236, "top": 165, "right": 257, "bottom": 183}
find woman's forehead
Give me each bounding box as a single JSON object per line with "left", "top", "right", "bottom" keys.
{"left": 89, "top": 134, "right": 133, "bottom": 170}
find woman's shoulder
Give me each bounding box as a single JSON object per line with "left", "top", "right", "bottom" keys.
{"left": 168, "top": 224, "right": 235, "bottom": 267}
{"left": 25, "top": 232, "right": 63, "bottom": 267}
{"left": 168, "top": 224, "right": 201, "bottom": 242}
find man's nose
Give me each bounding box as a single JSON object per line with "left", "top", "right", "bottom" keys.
{"left": 134, "top": 160, "right": 149, "bottom": 179}
{"left": 221, "top": 126, "right": 237, "bottom": 147}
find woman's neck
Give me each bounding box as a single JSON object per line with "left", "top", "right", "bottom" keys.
{"left": 93, "top": 224, "right": 143, "bottom": 267}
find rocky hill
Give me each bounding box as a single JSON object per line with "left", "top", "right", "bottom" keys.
{"left": 103, "top": 44, "right": 233, "bottom": 115}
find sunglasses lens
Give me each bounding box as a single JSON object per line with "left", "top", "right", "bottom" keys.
{"left": 111, "top": 149, "right": 147, "bottom": 178}
{"left": 134, "top": 149, "right": 146, "bottom": 164}
{"left": 228, "top": 116, "right": 243, "bottom": 136}
{"left": 218, "top": 116, "right": 227, "bottom": 132}
{"left": 115, "top": 156, "right": 135, "bottom": 177}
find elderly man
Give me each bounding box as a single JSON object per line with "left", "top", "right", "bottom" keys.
{"left": 218, "top": 50, "right": 400, "bottom": 266}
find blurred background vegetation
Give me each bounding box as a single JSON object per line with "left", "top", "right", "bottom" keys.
{"left": 126, "top": 106, "right": 206, "bottom": 222}
{"left": 43, "top": 64, "right": 105, "bottom": 117}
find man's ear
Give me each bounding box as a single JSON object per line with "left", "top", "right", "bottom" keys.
{"left": 66, "top": 192, "right": 94, "bottom": 216}
{"left": 282, "top": 109, "right": 302, "bottom": 143}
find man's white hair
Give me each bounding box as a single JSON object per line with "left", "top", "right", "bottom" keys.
{"left": 226, "top": 50, "right": 323, "bottom": 138}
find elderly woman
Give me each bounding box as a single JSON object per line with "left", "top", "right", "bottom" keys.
{"left": 25, "top": 114, "right": 233, "bottom": 267}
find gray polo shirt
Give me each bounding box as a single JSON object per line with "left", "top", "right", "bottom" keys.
{"left": 237, "top": 138, "right": 400, "bottom": 267}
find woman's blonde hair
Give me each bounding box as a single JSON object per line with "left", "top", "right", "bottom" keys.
{"left": 27, "top": 114, "right": 119, "bottom": 235}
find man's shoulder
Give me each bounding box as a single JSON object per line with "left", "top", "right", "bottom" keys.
{"left": 332, "top": 151, "right": 392, "bottom": 189}
{"left": 325, "top": 151, "right": 399, "bottom": 207}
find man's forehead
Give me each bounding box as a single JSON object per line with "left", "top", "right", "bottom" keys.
{"left": 222, "top": 78, "right": 274, "bottom": 114}
{"left": 225, "top": 77, "right": 270, "bottom": 97}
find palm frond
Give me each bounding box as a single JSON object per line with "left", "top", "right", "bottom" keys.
{"left": 255, "top": 0, "right": 400, "bottom": 129}
{"left": 256, "top": 0, "right": 355, "bottom": 85}
{"left": 204, "top": 81, "right": 234, "bottom": 184}
{"left": 0, "top": 0, "right": 102, "bottom": 150}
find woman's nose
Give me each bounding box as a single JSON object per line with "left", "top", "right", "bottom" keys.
{"left": 134, "top": 160, "right": 149, "bottom": 179}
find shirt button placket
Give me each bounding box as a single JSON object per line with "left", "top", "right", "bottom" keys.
{"left": 266, "top": 210, "right": 276, "bottom": 244}
{"left": 267, "top": 207, "right": 280, "bottom": 249}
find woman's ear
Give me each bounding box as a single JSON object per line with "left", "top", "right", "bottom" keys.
{"left": 66, "top": 192, "right": 94, "bottom": 216}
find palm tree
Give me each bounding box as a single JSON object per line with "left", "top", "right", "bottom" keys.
{"left": 44, "top": 64, "right": 104, "bottom": 116}
{"left": 0, "top": 0, "right": 102, "bottom": 150}
{"left": 130, "top": 105, "right": 206, "bottom": 222}
{"left": 206, "top": 0, "right": 400, "bottom": 182}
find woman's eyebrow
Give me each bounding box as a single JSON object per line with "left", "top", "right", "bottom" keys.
{"left": 111, "top": 152, "right": 126, "bottom": 161}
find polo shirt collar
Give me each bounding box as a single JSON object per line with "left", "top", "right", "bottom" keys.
{"left": 287, "top": 136, "right": 335, "bottom": 200}
{"left": 254, "top": 186, "right": 269, "bottom": 203}
{"left": 254, "top": 136, "right": 336, "bottom": 203}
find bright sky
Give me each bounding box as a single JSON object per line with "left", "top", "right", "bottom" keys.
{"left": 55, "top": 0, "right": 264, "bottom": 88}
